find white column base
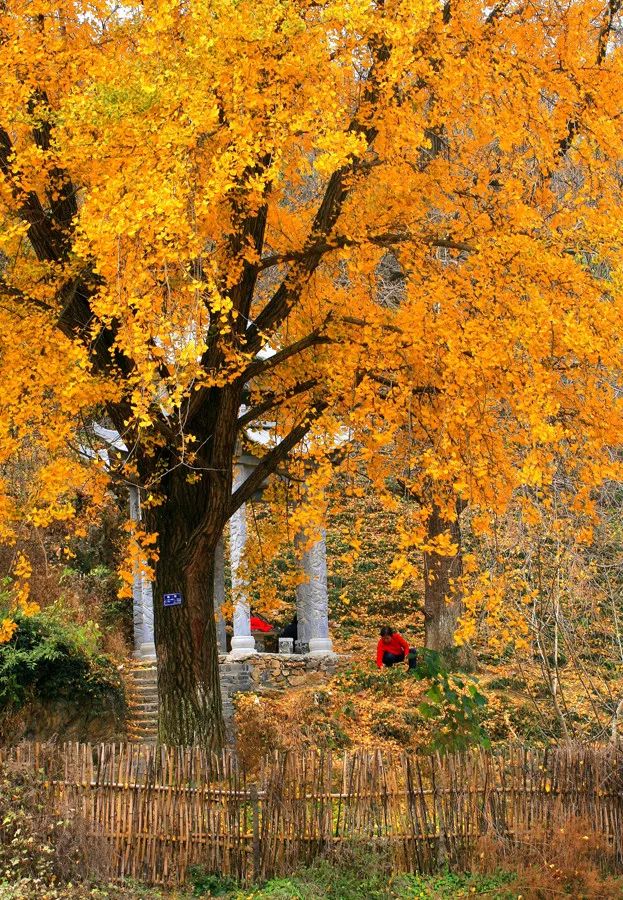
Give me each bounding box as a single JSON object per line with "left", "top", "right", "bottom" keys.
{"left": 228, "top": 635, "right": 257, "bottom": 658}
{"left": 308, "top": 637, "right": 333, "bottom": 656}
{"left": 134, "top": 642, "right": 157, "bottom": 660}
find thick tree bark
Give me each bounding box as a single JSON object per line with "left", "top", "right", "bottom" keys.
{"left": 154, "top": 537, "right": 223, "bottom": 749}
{"left": 148, "top": 470, "right": 228, "bottom": 749}
{"left": 423, "top": 502, "right": 466, "bottom": 658}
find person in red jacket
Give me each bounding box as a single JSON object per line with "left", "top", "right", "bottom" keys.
{"left": 376, "top": 626, "right": 417, "bottom": 669}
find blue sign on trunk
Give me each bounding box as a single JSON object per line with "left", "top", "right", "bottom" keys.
{"left": 163, "top": 592, "right": 183, "bottom": 607}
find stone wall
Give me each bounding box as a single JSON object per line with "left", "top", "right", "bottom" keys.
{"left": 1, "top": 691, "right": 126, "bottom": 744}
{"left": 218, "top": 652, "right": 346, "bottom": 738}
{"left": 245, "top": 652, "right": 342, "bottom": 691}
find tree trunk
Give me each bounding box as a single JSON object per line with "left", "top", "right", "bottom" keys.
{"left": 148, "top": 472, "right": 227, "bottom": 749}
{"left": 423, "top": 502, "right": 466, "bottom": 659}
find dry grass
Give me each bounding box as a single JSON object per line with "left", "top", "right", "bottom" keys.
{"left": 0, "top": 747, "right": 110, "bottom": 890}
{"left": 474, "top": 817, "right": 623, "bottom": 898}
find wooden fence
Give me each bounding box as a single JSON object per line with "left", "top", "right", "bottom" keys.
{"left": 2, "top": 741, "right": 623, "bottom": 885}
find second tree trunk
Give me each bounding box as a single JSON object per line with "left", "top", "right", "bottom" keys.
{"left": 423, "top": 502, "right": 465, "bottom": 657}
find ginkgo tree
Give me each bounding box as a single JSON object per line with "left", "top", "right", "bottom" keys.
{"left": 1, "top": 0, "right": 623, "bottom": 747}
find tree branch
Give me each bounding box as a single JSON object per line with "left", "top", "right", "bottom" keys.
{"left": 364, "top": 371, "right": 440, "bottom": 397}
{"left": 244, "top": 32, "right": 393, "bottom": 354}
{"left": 556, "top": 1, "right": 619, "bottom": 159}
{"left": 256, "top": 232, "right": 475, "bottom": 272}
{"left": 0, "top": 276, "right": 52, "bottom": 312}
{"left": 0, "top": 127, "right": 65, "bottom": 263}
{"left": 597, "top": 0, "right": 622, "bottom": 65}
{"left": 242, "top": 325, "right": 331, "bottom": 382}
{"left": 485, "top": 1, "right": 513, "bottom": 25}
{"left": 341, "top": 315, "right": 404, "bottom": 335}
{"left": 229, "top": 402, "right": 328, "bottom": 516}
{"left": 29, "top": 91, "right": 79, "bottom": 234}
{"left": 237, "top": 378, "right": 319, "bottom": 430}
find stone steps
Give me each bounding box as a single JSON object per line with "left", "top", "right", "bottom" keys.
{"left": 123, "top": 661, "right": 158, "bottom": 743}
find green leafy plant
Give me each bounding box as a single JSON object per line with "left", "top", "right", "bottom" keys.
{"left": 370, "top": 710, "right": 412, "bottom": 744}
{"left": 412, "top": 650, "right": 490, "bottom": 753}
{"left": 242, "top": 851, "right": 518, "bottom": 899}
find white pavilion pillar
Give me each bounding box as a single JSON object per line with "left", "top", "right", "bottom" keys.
{"left": 214, "top": 535, "right": 227, "bottom": 653}
{"left": 228, "top": 459, "right": 256, "bottom": 657}
{"left": 295, "top": 520, "right": 333, "bottom": 656}
{"left": 129, "top": 485, "right": 156, "bottom": 660}
{"left": 304, "top": 528, "right": 333, "bottom": 655}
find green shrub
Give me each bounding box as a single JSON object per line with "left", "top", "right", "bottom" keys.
{"left": 370, "top": 710, "right": 412, "bottom": 744}
{"left": 486, "top": 676, "right": 525, "bottom": 692}
{"left": 188, "top": 867, "right": 238, "bottom": 896}
{"left": 0, "top": 605, "right": 124, "bottom": 715}
{"left": 334, "top": 662, "right": 412, "bottom": 694}
{"left": 244, "top": 851, "right": 518, "bottom": 899}
{"left": 388, "top": 869, "right": 517, "bottom": 898}
{"left": 334, "top": 653, "right": 489, "bottom": 753}
{"left": 59, "top": 563, "right": 132, "bottom": 648}
{"left": 315, "top": 719, "right": 352, "bottom": 749}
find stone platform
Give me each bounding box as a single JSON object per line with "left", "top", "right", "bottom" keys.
{"left": 125, "top": 652, "right": 345, "bottom": 743}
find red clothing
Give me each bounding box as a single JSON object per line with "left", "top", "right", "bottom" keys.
{"left": 250, "top": 615, "right": 272, "bottom": 633}
{"left": 376, "top": 633, "right": 410, "bottom": 668}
